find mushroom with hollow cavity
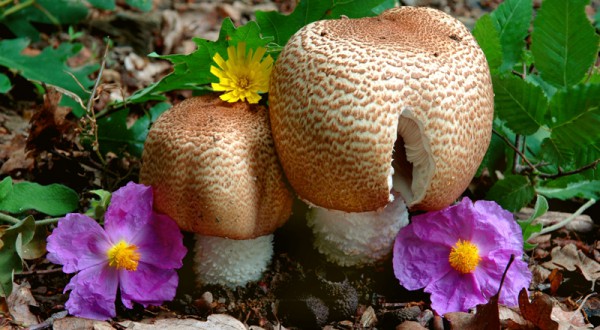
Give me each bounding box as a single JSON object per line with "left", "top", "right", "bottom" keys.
{"left": 268, "top": 6, "right": 494, "bottom": 266}
{"left": 140, "top": 94, "right": 294, "bottom": 287}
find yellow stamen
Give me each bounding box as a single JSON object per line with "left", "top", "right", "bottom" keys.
{"left": 107, "top": 240, "right": 140, "bottom": 271}
{"left": 448, "top": 239, "right": 480, "bottom": 274}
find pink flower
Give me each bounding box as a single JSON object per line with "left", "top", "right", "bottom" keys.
{"left": 393, "top": 197, "right": 531, "bottom": 315}
{"left": 46, "top": 182, "right": 187, "bottom": 320}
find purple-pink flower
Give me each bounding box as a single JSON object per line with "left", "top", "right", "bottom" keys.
{"left": 393, "top": 197, "right": 532, "bottom": 315}
{"left": 46, "top": 182, "right": 187, "bottom": 320}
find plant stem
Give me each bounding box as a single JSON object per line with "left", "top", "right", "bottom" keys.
{"left": 0, "top": 0, "right": 34, "bottom": 19}
{"left": 538, "top": 159, "right": 600, "bottom": 179}
{"left": 492, "top": 129, "right": 538, "bottom": 173}
{"left": 86, "top": 40, "right": 111, "bottom": 165}
{"left": 0, "top": 212, "right": 62, "bottom": 226}
{"left": 530, "top": 199, "right": 596, "bottom": 239}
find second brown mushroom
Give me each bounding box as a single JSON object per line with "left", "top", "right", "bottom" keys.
{"left": 140, "top": 94, "right": 293, "bottom": 287}
{"left": 268, "top": 7, "right": 494, "bottom": 266}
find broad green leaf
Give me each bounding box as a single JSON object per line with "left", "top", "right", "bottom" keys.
{"left": 19, "top": 225, "right": 48, "bottom": 260}
{"left": 97, "top": 102, "right": 170, "bottom": 157}
{"left": 126, "top": 0, "right": 152, "bottom": 11}
{"left": 128, "top": 19, "right": 270, "bottom": 103}
{"left": 0, "top": 177, "right": 11, "bottom": 200}
{"left": 473, "top": 14, "right": 502, "bottom": 74}
{"left": 539, "top": 137, "right": 574, "bottom": 170}
{"left": 493, "top": 75, "right": 549, "bottom": 135}
{"left": 0, "top": 216, "right": 35, "bottom": 297}
{"left": 531, "top": 0, "right": 600, "bottom": 88}
{"left": 256, "top": 0, "right": 391, "bottom": 49}
{"left": 486, "top": 175, "right": 536, "bottom": 212}
{"left": 548, "top": 83, "right": 600, "bottom": 127}
{"left": 551, "top": 107, "right": 600, "bottom": 150}
{"left": 0, "top": 181, "right": 78, "bottom": 216}
{"left": 86, "top": 0, "right": 116, "bottom": 10}
{"left": 537, "top": 177, "right": 600, "bottom": 200}
{"left": 518, "top": 195, "right": 547, "bottom": 250}
{"left": 0, "top": 39, "right": 98, "bottom": 116}
{"left": 0, "top": 0, "right": 88, "bottom": 40}
{"left": 0, "top": 73, "right": 11, "bottom": 93}
{"left": 490, "top": 0, "right": 533, "bottom": 73}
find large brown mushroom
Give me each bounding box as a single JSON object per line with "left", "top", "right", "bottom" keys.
{"left": 140, "top": 94, "right": 293, "bottom": 287}
{"left": 269, "top": 7, "right": 494, "bottom": 266}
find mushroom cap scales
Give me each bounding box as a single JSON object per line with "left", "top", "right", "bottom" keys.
{"left": 269, "top": 7, "right": 494, "bottom": 212}
{"left": 140, "top": 95, "right": 293, "bottom": 240}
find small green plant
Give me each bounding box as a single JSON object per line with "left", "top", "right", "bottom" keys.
{"left": 472, "top": 0, "right": 599, "bottom": 216}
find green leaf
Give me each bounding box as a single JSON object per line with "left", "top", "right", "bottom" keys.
{"left": 539, "top": 137, "right": 574, "bottom": 169}
{"left": 490, "top": 0, "right": 533, "bottom": 73}
{"left": 473, "top": 14, "right": 502, "bottom": 74}
{"left": 0, "top": 38, "right": 98, "bottom": 116}
{"left": 256, "top": 0, "right": 391, "bottom": 49}
{"left": 0, "top": 181, "right": 79, "bottom": 216}
{"left": 84, "top": 189, "right": 112, "bottom": 221}
{"left": 486, "top": 175, "right": 536, "bottom": 212}
{"left": 551, "top": 107, "right": 600, "bottom": 150}
{"left": 0, "top": 216, "right": 35, "bottom": 297}
{"left": 128, "top": 19, "right": 271, "bottom": 103}
{"left": 548, "top": 83, "right": 600, "bottom": 127}
{"left": 492, "top": 75, "right": 549, "bottom": 135}
{"left": 0, "top": 73, "right": 11, "bottom": 93}
{"left": 518, "top": 195, "right": 547, "bottom": 250}
{"left": 97, "top": 102, "right": 170, "bottom": 157}
{"left": 537, "top": 177, "right": 600, "bottom": 200}
{"left": 0, "top": 0, "right": 88, "bottom": 40}
{"left": 531, "top": 0, "right": 600, "bottom": 88}
{"left": 126, "top": 0, "right": 152, "bottom": 11}
{"left": 86, "top": 0, "right": 116, "bottom": 10}
{"left": 0, "top": 177, "right": 11, "bottom": 200}
{"left": 476, "top": 133, "right": 505, "bottom": 176}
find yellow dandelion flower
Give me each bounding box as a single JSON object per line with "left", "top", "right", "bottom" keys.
{"left": 210, "top": 42, "right": 274, "bottom": 104}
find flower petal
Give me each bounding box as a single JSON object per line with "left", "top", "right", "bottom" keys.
{"left": 46, "top": 213, "right": 111, "bottom": 273}
{"left": 64, "top": 264, "right": 119, "bottom": 320}
{"left": 133, "top": 214, "right": 187, "bottom": 269}
{"left": 426, "top": 271, "right": 486, "bottom": 315}
{"left": 393, "top": 224, "right": 453, "bottom": 290}
{"left": 410, "top": 199, "right": 476, "bottom": 246}
{"left": 104, "top": 182, "right": 153, "bottom": 243}
{"left": 470, "top": 199, "right": 524, "bottom": 255}
{"left": 119, "top": 262, "right": 179, "bottom": 308}
{"left": 476, "top": 250, "right": 531, "bottom": 307}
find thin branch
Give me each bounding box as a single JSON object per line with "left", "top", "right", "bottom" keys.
{"left": 0, "top": 212, "right": 62, "bottom": 226}
{"left": 85, "top": 39, "right": 111, "bottom": 165}
{"left": 492, "top": 129, "right": 538, "bottom": 173}
{"left": 538, "top": 159, "right": 600, "bottom": 179}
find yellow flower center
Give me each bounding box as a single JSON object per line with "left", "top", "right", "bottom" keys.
{"left": 448, "top": 239, "right": 480, "bottom": 274}
{"left": 237, "top": 76, "right": 250, "bottom": 89}
{"left": 107, "top": 240, "right": 140, "bottom": 271}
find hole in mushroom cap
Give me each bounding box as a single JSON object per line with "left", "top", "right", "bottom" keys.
{"left": 390, "top": 110, "right": 434, "bottom": 206}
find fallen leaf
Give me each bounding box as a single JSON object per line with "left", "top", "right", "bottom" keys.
{"left": 518, "top": 289, "right": 559, "bottom": 330}
{"left": 118, "top": 314, "right": 247, "bottom": 330}
{"left": 548, "top": 269, "right": 563, "bottom": 295}
{"left": 551, "top": 306, "right": 593, "bottom": 329}
{"left": 396, "top": 321, "right": 428, "bottom": 329}
{"left": 499, "top": 305, "right": 536, "bottom": 329}
{"left": 542, "top": 243, "right": 600, "bottom": 283}
{"left": 53, "top": 317, "right": 114, "bottom": 330}
{"left": 7, "top": 281, "right": 39, "bottom": 327}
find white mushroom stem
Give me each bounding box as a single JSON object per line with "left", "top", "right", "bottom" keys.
{"left": 306, "top": 197, "right": 409, "bottom": 267}
{"left": 193, "top": 234, "right": 274, "bottom": 288}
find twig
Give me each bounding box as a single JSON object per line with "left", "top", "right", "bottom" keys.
{"left": 529, "top": 199, "right": 597, "bottom": 240}
{"left": 15, "top": 267, "right": 64, "bottom": 276}
{"left": 85, "top": 39, "right": 111, "bottom": 165}
{"left": 0, "top": 0, "right": 33, "bottom": 18}
{"left": 492, "top": 129, "right": 538, "bottom": 173}
{"left": 538, "top": 159, "right": 600, "bottom": 179}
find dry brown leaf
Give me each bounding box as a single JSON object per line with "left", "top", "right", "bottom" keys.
{"left": 518, "top": 289, "right": 559, "bottom": 330}
{"left": 118, "top": 314, "right": 247, "bottom": 330}
{"left": 542, "top": 243, "right": 600, "bottom": 283}
{"left": 396, "top": 321, "right": 428, "bottom": 329}
{"left": 548, "top": 269, "right": 563, "bottom": 295}
{"left": 499, "top": 305, "right": 536, "bottom": 329}
{"left": 53, "top": 317, "right": 114, "bottom": 330}
{"left": 7, "top": 281, "right": 39, "bottom": 327}
{"left": 551, "top": 306, "right": 593, "bottom": 330}
{"left": 26, "top": 87, "right": 75, "bottom": 157}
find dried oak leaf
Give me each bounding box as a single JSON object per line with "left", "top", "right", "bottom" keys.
{"left": 26, "top": 87, "right": 75, "bottom": 156}
{"left": 445, "top": 292, "right": 500, "bottom": 330}
{"left": 548, "top": 269, "right": 563, "bottom": 295}
{"left": 518, "top": 289, "right": 558, "bottom": 330}
{"left": 550, "top": 306, "right": 593, "bottom": 329}
{"left": 542, "top": 243, "right": 600, "bottom": 282}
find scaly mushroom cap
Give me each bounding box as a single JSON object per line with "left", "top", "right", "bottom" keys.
{"left": 140, "top": 95, "right": 293, "bottom": 239}
{"left": 269, "top": 7, "right": 494, "bottom": 212}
